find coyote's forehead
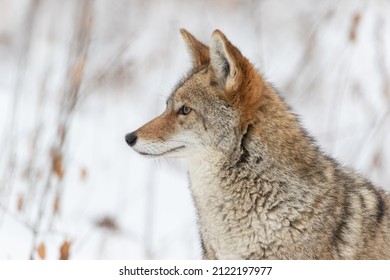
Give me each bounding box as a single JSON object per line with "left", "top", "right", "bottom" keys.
{"left": 172, "top": 66, "right": 208, "bottom": 94}
{"left": 167, "top": 66, "right": 220, "bottom": 106}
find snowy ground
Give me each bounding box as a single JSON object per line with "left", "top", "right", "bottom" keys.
{"left": 0, "top": 0, "right": 389, "bottom": 259}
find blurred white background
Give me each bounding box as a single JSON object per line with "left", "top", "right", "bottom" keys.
{"left": 0, "top": 0, "right": 389, "bottom": 259}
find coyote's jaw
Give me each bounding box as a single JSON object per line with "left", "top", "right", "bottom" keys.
{"left": 127, "top": 132, "right": 189, "bottom": 158}
{"left": 135, "top": 144, "right": 186, "bottom": 158}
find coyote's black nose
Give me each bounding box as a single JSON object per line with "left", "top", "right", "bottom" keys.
{"left": 125, "top": 132, "right": 137, "bottom": 147}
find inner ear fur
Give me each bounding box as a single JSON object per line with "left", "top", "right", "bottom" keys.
{"left": 180, "top": 28, "right": 210, "bottom": 68}
{"left": 210, "top": 29, "right": 244, "bottom": 92}
{"left": 209, "top": 30, "right": 264, "bottom": 132}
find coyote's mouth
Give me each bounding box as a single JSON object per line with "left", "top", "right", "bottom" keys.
{"left": 139, "top": 145, "right": 185, "bottom": 157}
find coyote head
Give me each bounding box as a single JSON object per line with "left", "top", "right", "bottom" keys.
{"left": 125, "top": 29, "right": 264, "bottom": 160}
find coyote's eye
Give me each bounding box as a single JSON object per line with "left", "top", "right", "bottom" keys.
{"left": 178, "top": 105, "right": 192, "bottom": 115}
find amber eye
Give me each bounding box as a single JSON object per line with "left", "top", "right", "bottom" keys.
{"left": 178, "top": 105, "right": 192, "bottom": 115}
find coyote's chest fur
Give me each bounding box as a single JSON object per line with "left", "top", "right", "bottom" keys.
{"left": 188, "top": 153, "right": 390, "bottom": 260}
{"left": 188, "top": 157, "right": 304, "bottom": 259}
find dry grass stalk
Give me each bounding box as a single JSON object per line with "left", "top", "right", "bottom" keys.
{"left": 80, "top": 167, "right": 88, "bottom": 181}
{"left": 37, "top": 242, "right": 46, "bottom": 259}
{"left": 17, "top": 193, "right": 24, "bottom": 212}
{"left": 50, "top": 148, "right": 64, "bottom": 179}
{"left": 349, "top": 12, "right": 362, "bottom": 43}
{"left": 27, "top": 0, "right": 94, "bottom": 259}
{"left": 96, "top": 216, "right": 118, "bottom": 231}
{"left": 59, "top": 241, "right": 71, "bottom": 260}
{"left": 53, "top": 196, "right": 61, "bottom": 215}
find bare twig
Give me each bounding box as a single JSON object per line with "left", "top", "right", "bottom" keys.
{"left": 0, "top": 0, "right": 41, "bottom": 228}
{"left": 28, "top": 0, "right": 94, "bottom": 259}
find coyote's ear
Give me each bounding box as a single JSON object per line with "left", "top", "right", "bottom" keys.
{"left": 180, "top": 29, "right": 210, "bottom": 68}
{"left": 210, "top": 30, "right": 243, "bottom": 92}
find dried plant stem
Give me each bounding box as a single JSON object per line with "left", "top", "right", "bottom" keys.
{"left": 28, "top": 0, "right": 93, "bottom": 259}
{"left": 0, "top": 0, "right": 40, "bottom": 228}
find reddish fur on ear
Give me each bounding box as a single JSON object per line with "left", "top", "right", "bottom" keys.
{"left": 211, "top": 30, "right": 265, "bottom": 131}
{"left": 180, "top": 29, "right": 210, "bottom": 67}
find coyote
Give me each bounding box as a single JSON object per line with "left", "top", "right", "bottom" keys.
{"left": 125, "top": 29, "right": 390, "bottom": 259}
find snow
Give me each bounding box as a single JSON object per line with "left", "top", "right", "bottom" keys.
{"left": 0, "top": 0, "right": 389, "bottom": 259}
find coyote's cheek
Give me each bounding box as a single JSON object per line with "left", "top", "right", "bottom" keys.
{"left": 125, "top": 112, "right": 189, "bottom": 158}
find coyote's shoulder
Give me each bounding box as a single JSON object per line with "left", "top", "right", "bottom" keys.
{"left": 126, "top": 29, "right": 390, "bottom": 259}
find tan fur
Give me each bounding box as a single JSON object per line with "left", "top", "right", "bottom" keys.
{"left": 180, "top": 29, "right": 210, "bottom": 67}
{"left": 126, "top": 29, "right": 390, "bottom": 259}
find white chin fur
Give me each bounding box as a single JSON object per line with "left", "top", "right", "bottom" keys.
{"left": 132, "top": 142, "right": 186, "bottom": 158}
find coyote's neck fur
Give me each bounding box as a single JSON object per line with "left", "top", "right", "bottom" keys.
{"left": 187, "top": 87, "right": 334, "bottom": 259}
{"left": 126, "top": 29, "right": 390, "bottom": 259}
